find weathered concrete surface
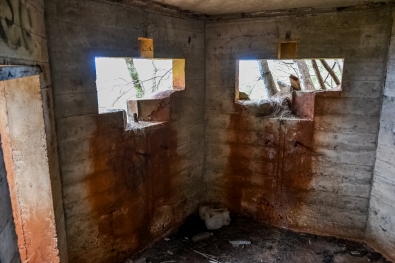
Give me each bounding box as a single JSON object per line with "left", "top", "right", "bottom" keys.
{"left": 0, "top": 66, "right": 42, "bottom": 81}
{"left": 45, "top": 0, "right": 205, "bottom": 262}
{"left": 0, "top": 131, "right": 20, "bottom": 263}
{"left": 204, "top": 7, "right": 391, "bottom": 241}
{"left": 0, "top": 0, "right": 47, "bottom": 65}
{"left": 366, "top": 8, "right": 395, "bottom": 263}
{"left": 0, "top": 0, "right": 67, "bottom": 262}
{"left": 292, "top": 91, "right": 315, "bottom": 120}
{"left": 128, "top": 90, "right": 181, "bottom": 122}
{"left": 149, "top": 0, "right": 394, "bottom": 15}
{"left": 0, "top": 75, "right": 60, "bottom": 263}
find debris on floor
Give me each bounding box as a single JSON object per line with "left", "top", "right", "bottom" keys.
{"left": 229, "top": 240, "right": 251, "bottom": 248}
{"left": 127, "top": 215, "right": 393, "bottom": 263}
{"left": 199, "top": 203, "right": 231, "bottom": 230}
{"left": 125, "top": 258, "right": 146, "bottom": 263}
{"left": 192, "top": 232, "right": 213, "bottom": 242}
{"left": 193, "top": 250, "right": 219, "bottom": 261}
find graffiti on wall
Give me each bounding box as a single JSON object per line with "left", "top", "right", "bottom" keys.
{"left": 0, "top": 0, "right": 33, "bottom": 53}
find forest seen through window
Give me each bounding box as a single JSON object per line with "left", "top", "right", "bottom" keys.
{"left": 238, "top": 59, "right": 344, "bottom": 101}
{"left": 95, "top": 57, "right": 175, "bottom": 114}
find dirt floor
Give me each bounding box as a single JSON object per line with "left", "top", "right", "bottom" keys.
{"left": 127, "top": 215, "right": 392, "bottom": 263}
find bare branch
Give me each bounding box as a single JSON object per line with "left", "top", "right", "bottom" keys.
{"left": 258, "top": 60, "right": 278, "bottom": 97}
{"left": 320, "top": 59, "right": 341, "bottom": 85}
{"left": 156, "top": 68, "right": 172, "bottom": 91}
{"left": 295, "top": 60, "right": 315, "bottom": 91}
{"left": 312, "top": 60, "right": 325, "bottom": 90}
{"left": 335, "top": 59, "right": 343, "bottom": 73}
{"left": 151, "top": 60, "right": 158, "bottom": 93}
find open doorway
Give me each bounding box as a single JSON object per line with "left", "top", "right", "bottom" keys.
{"left": 0, "top": 66, "right": 60, "bottom": 263}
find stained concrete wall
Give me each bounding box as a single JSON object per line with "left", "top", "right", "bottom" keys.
{"left": 0, "top": 75, "right": 61, "bottom": 263}
{"left": 0, "top": 135, "right": 20, "bottom": 263}
{"left": 366, "top": 9, "right": 395, "bottom": 262}
{"left": 45, "top": 1, "right": 205, "bottom": 262}
{"left": 0, "top": 0, "right": 67, "bottom": 262}
{"left": 205, "top": 7, "right": 391, "bottom": 240}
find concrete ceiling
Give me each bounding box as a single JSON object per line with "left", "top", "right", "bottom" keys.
{"left": 152, "top": 0, "right": 393, "bottom": 15}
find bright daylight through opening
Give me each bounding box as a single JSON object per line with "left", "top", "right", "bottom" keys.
{"left": 237, "top": 59, "right": 344, "bottom": 101}
{"left": 95, "top": 57, "right": 185, "bottom": 114}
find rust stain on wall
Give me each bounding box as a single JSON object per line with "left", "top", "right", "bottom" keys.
{"left": 279, "top": 120, "right": 315, "bottom": 228}
{"left": 224, "top": 103, "right": 253, "bottom": 213}
{"left": 0, "top": 77, "right": 60, "bottom": 263}
{"left": 224, "top": 101, "right": 316, "bottom": 228}
{"left": 87, "top": 116, "right": 182, "bottom": 263}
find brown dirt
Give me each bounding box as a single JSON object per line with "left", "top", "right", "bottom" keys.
{"left": 129, "top": 215, "right": 393, "bottom": 263}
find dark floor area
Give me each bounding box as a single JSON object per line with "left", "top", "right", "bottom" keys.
{"left": 127, "top": 215, "right": 392, "bottom": 263}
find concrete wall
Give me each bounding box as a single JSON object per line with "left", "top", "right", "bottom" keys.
{"left": 0, "top": 75, "right": 60, "bottom": 263}
{"left": 0, "top": 135, "right": 20, "bottom": 263}
{"left": 205, "top": 7, "right": 391, "bottom": 240}
{"left": 45, "top": 1, "right": 205, "bottom": 262}
{"left": 366, "top": 9, "right": 395, "bottom": 262}
{"left": 0, "top": 1, "right": 394, "bottom": 262}
{"left": 0, "top": 0, "right": 67, "bottom": 262}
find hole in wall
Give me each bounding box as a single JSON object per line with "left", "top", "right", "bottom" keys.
{"left": 95, "top": 57, "right": 185, "bottom": 128}
{"left": 236, "top": 59, "right": 344, "bottom": 119}
{"left": 278, "top": 41, "right": 297, "bottom": 59}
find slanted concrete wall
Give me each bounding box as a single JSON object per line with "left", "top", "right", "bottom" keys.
{"left": 366, "top": 8, "right": 395, "bottom": 262}
{"left": 45, "top": 1, "right": 205, "bottom": 262}
{"left": 0, "top": 134, "right": 20, "bottom": 263}
{"left": 204, "top": 7, "right": 391, "bottom": 240}
{"left": 0, "top": 0, "right": 68, "bottom": 262}
{"left": 0, "top": 75, "right": 61, "bottom": 263}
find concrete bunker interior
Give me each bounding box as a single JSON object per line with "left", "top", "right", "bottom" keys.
{"left": 0, "top": 0, "right": 395, "bottom": 263}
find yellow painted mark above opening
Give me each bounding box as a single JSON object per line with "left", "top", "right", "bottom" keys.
{"left": 139, "top": 37, "right": 154, "bottom": 58}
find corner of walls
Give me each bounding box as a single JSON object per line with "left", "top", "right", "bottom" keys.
{"left": 365, "top": 7, "right": 395, "bottom": 263}
{"left": 203, "top": 6, "right": 392, "bottom": 242}
{"left": 203, "top": 18, "right": 209, "bottom": 202}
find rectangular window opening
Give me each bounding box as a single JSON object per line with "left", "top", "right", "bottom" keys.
{"left": 95, "top": 57, "right": 185, "bottom": 127}
{"left": 236, "top": 59, "right": 344, "bottom": 119}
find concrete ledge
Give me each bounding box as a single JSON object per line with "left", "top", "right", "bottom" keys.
{"left": 127, "top": 90, "right": 181, "bottom": 122}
